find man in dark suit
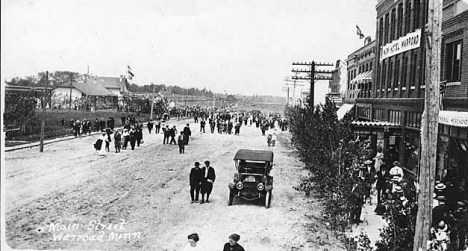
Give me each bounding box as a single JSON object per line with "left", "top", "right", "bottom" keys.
{"left": 376, "top": 163, "right": 390, "bottom": 205}
{"left": 183, "top": 124, "right": 192, "bottom": 145}
{"left": 201, "top": 161, "right": 216, "bottom": 204}
{"left": 189, "top": 162, "right": 204, "bottom": 203}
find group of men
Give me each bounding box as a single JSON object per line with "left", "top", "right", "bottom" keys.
{"left": 189, "top": 161, "right": 216, "bottom": 204}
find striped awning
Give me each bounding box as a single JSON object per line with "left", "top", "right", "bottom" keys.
{"left": 351, "top": 70, "right": 373, "bottom": 84}
{"left": 352, "top": 121, "right": 400, "bottom": 127}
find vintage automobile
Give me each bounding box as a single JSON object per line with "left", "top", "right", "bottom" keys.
{"left": 228, "top": 149, "right": 274, "bottom": 208}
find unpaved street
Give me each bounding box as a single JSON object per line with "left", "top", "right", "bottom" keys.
{"left": 4, "top": 120, "right": 344, "bottom": 251}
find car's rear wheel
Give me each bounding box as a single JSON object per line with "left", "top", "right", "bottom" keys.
{"left": 265, "top": 191, "right": 271, "bottom": 208}
{"left": 228, "top": 191, "right": 234, "bottom": 206}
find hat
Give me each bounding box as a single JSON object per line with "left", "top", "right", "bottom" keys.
{"left": 433, "top": 193, "right": 437, "bottom": 199}
{"left": 457, "top": 201, "right": 466, "bottom": 208}
{"left": 364, "top": 160, "right": 373, "bottom": 165}
{"left": 436, "top": 196, "right": 446, "bottom": 201}
{"left": 435, "top": 183, "right": 446, "bottom": 190}
{"left": 394, "top": 186, "right": 403, "bottom": 193}
{"left": 393, "top": 161, "right": 400, "bottom": 166}
{"left": 360, "top": 164, "right": 367, "bottom": 169}
{"left": 194, "top": 162, "right": 200, "bottom": 166}
{"left": 438, "top": 221, "right": 448, "bottom": 231}
{"left": 229, "top": 234, "right": 240, "bottom": 241}
{"left": 391, "top": 176, "right": 401, "bottom": 182}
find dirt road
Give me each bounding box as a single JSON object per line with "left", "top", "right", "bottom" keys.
{"left": 4, "top": 119, "right": 344, "bottom": 251}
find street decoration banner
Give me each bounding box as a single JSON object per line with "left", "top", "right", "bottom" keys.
{"left": 438, "top": 110, "right": 468, "bottom": 128}
{"left": 380, "top": 29, "right": 421, "bottom": 61}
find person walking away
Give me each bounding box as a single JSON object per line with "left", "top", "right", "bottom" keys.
{"left": 178, "top": 132, "right": 186, "bottom": 154}
{"left": 183, "top": 233, "right": 203, "bottom": 251}
{"left": 375, "top": 163, "right": 389, "bottom": 206}
{"left": 201, "top": 161, "right": 216, "bottom": 203}
{"left": 183, "top": 124, "right": 192, "bottom": 145}
{"left": 169, "top": 126, "right": 177, "bottom": 145}
{"left": 267, "top": 133, "right": 272, "bottom": 147}
{"left": 135, "top": 125, "right": 143, "bottom": 147}
{"left": 223, "top": 234, "right": 245, "bottom": 251}
{"left": 114, "top": 130, "right": 122, "bottom": 153}
{"left": 155, "top": 119, "right": 161, "bottom": 134}
{"left": 210, "top": 119, "right": 215, "bottom": 133}
{"left": 147, "top": 120, "right": 154, "bottom": 134}
{"left": 189, "top": 162, "right": 204, "bottom": 202}
{"left": 271, "top": 132, "right": 277, "bottom": 147}
{"left": 234, "top": 122, "right": 241, "bottom": 135}
{"left": 163, "top": 125, "right": 170, "bottom": 144}
{"left": 129, "top": 127, "right": 137, "bottom": 150}
{"left": 200, "top": 119, "right": 206, "bottom": 133}
{"left": 122, "top": 129, "right": 129, "bottom": 150}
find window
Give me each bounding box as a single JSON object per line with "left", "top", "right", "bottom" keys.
{"left": 366, "top": 63, "right": 369, "bottom": 72}
{"left": 402, "top": 55, "right": 408, "bottom": 89}
{"left": 381, "top": 61, "right": 387, "bottom": 92}
{"left": 397, "top": 3, "right": 403, "bottom": 38}
{"left": 405, "top": 0, "right": 412, "bottom": 33}
{"left": 374, "top": 108, "right": 386, "bottom": 121}
{"left": 389, "top": 110, "right": 402, "bottom": 125}
{"left": 385, "top": 14, "right": 390, "bottom": 44}
{"left": 446, "top": 40, "right": 462, "bottom": 82}
{"left": 394, "top": 57, "right": 400, "bottom": 90}
{"left": 391, "top": 9, "right": 396, "bottom": 41}
{"left": 414, "top": 0, "right": 420, "bottom": 31}
{"left": 370, "top": 62, "right": 373, "bottom": 71}
{"left": 405, "top": 111, "right": 421, "bottom": 128}
{"left": 388, "top": 61, "right": 393, "bottom": 90}
{"left": 410, "top": 52, "right": 418, "bottom": 88}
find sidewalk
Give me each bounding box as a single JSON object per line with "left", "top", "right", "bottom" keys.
{"left": 348, "top": 191, "right": 387, "bottom": 249}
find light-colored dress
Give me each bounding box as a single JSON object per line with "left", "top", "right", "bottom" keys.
{"left": 182, "top": 243, "right": 202, "bottom": 251}
{"left": 98, "top": 134, "right": 108, "bottom": 156}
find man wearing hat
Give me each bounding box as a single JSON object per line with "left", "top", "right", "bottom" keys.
{"left": 201, "top": 161, "right": 216, "bottom": 204}
{"left": 389, "top": 161, "right": 404, "bottom": 181}
{"left": 223, "top": 234, "right": 245, "bottom": 251}
{"left": 189, "top": 162, "right": 204, "bottom": 203}
{"left": 376, "top": 163, "right": 390, "bottom": 205}
{"left": 183, "top": 124, "right": 192, "bottom": 145}
{"left": 433, "top": 196, "right": 450, "bottom": 228}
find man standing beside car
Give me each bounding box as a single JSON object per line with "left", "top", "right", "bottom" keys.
{"left": 201, "top": 161, "right": 216, "bottom": 204}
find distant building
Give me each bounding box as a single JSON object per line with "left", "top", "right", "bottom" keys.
{"left": 326, "top": 59, "right": 347, "bottom": 106}
{"left": 89, "top": 76, "right": 129, "bottom": 96}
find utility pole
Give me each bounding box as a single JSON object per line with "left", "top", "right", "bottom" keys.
{"left": 39, "top": 71, "right": 48, "bottom": 152}
{"left": 292, "top": 61, "right": 333, "bottom": 108}
{"left": 69, "top": 73, "right": 73, "bottom": 111}
{"left": 150, "top": 85, "right": 155, "bottom": 120}
{"left": 413, "top": 0, "right": 442, "bottom": 250}
{"left": 284, "top": 74, "right": 304, "bottom": 106}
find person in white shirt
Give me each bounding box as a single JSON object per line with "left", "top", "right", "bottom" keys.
{"left": 182, "top": 233, "right": 202, "bottom": 251}
{"left": 389, "top": 161, "right": 404, "bottom": 181}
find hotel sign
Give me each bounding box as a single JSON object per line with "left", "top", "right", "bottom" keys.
{"left": 439, "top": 111, "right": 468, "bottom": 128}
{"left": 380, "top": 29, "right": 421, "bottom": 61}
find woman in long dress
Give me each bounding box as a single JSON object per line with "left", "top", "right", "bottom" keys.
{"left": 98, "top": 132, "right": 108, "bottom": 156}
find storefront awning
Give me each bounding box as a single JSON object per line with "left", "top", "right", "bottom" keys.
{"left": 352, "top": 121, "right": 400, "bottom": 127}
{"left": 351, "top": 70, "right": 373, "bottom": 84}
{"left": 439, "top": 110, "right": 468, "bottom": 128}
{"left": 337, "top": 104, "right": 354, "bottom": 120}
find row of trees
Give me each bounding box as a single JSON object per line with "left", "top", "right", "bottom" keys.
{"left": 287, "top": 98, "right": 416, "bottom": 250}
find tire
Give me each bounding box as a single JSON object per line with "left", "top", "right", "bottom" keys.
{"left": 265, "top": 191, "right": 271, "bottom": 208}
{"left": 228, "top": 191, "right": 234, "bottom": 206}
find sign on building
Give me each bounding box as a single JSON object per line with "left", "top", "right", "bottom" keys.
{"left": 380, "top": 29, "right": 421, "bottom": 61}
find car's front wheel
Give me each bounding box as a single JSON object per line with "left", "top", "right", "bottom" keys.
{"left": 228, "top": 191, "right": 234, "bottom": 206}
{"left": 265, "top": 191, "right": 271, "bottom": 208}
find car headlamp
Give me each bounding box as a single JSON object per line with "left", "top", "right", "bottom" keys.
{"left": 236, "top": 182, "right": 243, "bottom": 190}
{"left": 257, "top": 183, "right": 264, "bottom": 191}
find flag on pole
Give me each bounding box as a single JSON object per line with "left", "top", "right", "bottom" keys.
{"left": 356, "top": 25, "right": 365, "bottom": 39}
{"left": 127, "top": 65, "right": 134, "bottom": 80}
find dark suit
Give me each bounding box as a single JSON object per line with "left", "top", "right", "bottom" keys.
{"left": 376, "top": 169, "right": 390, "bottom": 204}
{"left": 189, "top": 167, "right": 204, "bottom": 201}
{"left": 201, "top": 166, "right": 216, "bottom": 201}
{"left": 183, "top": 126, "right": 191, "bottom": 145}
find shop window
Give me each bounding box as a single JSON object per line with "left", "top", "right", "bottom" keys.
{"left": 374, "top": 108, "right": 385, "bottom": 121}
{"left": 389, "top": 110, "right": 402, "bottom": 125}
{"left": 445, "top": 40, "right": 462, "bottom": 82}
{"left": 459, "top": 128, "right": 468, "bottom": 139}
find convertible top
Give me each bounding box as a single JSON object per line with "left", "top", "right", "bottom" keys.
{"left": 233, "top": 149, "right": 274, "bottom": 162}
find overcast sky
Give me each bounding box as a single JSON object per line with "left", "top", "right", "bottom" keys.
{"left": 1, "top": 0, "right": 376, "bottom": 101}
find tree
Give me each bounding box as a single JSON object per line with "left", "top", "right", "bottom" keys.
{"left": 4, "top": 94, "right": 38, "bottom": 133}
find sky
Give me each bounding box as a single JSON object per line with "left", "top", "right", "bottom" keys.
{"left": 1, "top": 0, "right": 376, "bottom": 102}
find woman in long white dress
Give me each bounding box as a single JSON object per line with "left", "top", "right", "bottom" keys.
{"left": 98, "top": 132, "right": 108, "bottom": 156}
{"left": 182, "top": 233, "right": 202, "bottom": 251}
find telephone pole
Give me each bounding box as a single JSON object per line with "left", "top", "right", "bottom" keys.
{"left": 413, "top": 0, "right": 442, "bottom": 250}
{"left": 292, "top": 61, "right": 334, "bottom": 108}
{"left": 150, "top": 85, "right": 155, "bottom": 120}
{"left": 39, "top": 71, "right": 48, "bottom": 152}
{"left": 69, "top": 73, "right": 73, "bottom": 111}
{"left": 284, "top": 75, "right": 304, "bottom": 106}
